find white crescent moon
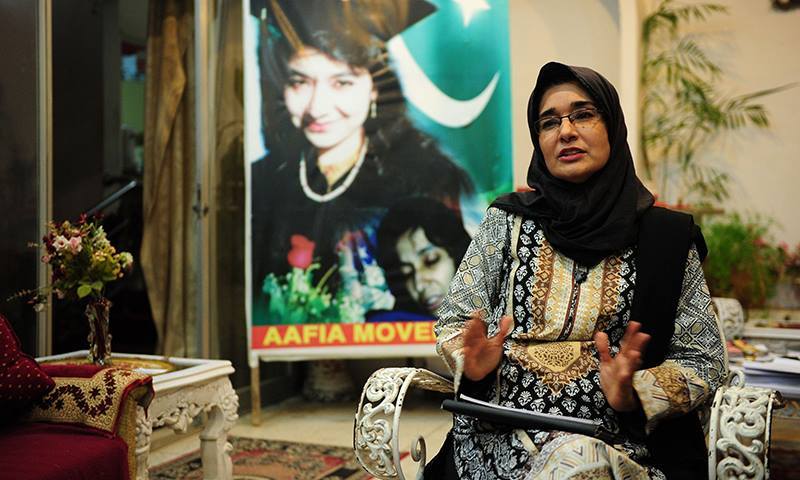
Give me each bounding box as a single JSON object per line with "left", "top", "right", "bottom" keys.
{"left": 387, "top": 37, "right": 499, "bottom": 128}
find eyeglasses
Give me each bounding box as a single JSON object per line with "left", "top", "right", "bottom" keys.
{"left": 534, "top": 107, "right": 603, "bottom": 135}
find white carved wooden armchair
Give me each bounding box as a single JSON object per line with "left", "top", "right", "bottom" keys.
{"left": 353, "top": 367, "right": 782, "bottom": 480}
{"left": 353, "top": 299, "right": 784, "bottom": 480}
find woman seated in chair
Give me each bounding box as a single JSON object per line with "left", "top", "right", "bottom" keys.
{"left": 427, "top": 62, "right": 728, "bottom": 480}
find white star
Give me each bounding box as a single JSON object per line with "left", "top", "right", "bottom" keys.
{"left": 453, "top": 0, "right": 491, "bottom": 27}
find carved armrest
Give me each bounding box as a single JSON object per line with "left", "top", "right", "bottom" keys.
{"left": 708, "top": 369, "right": 784, "bottom": 480}
{"left": 712, "top": 297, "right": 745, "bottom": 341}
{"left": 353, "top": 367, "right": 454, "bottom": 480}
{"left": 27, "top": 367, "right": 153, "bottom": 433}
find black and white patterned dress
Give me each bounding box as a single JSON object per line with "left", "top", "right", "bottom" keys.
{"left": 434, "top": 207, "right": 728, "bottom": 480}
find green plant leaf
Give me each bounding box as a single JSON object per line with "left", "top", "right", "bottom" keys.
{"left": 703, "top": 214, "right": 783, "bottom": 307}
{"left": 77, "top": 284, "right": 92, "bottom": 298}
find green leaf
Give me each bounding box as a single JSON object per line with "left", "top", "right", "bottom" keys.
{"left": 77, "top": 284, "right": 92, "bottom": 298}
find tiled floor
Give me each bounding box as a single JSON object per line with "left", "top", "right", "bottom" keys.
{"left": 148, "top": 394, "right": 453, "bottom": 477}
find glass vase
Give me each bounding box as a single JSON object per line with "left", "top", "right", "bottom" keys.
{"left": 86, "top": 297, "right": 112, "bottom": 365}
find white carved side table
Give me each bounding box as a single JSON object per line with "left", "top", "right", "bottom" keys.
{"left": 38, "top": 351, "right": 239, "bottom": 480}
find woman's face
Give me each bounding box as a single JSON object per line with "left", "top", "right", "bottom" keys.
{"left": 284, "top": 48, "right": 375, "bottom": 151}
{"left": 396, "top": 227, "right": 456, "bottom": 313}
{"left": 537, "top": 82, "right": 610, "bottom": 183}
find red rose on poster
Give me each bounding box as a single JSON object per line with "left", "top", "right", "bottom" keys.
{"left": 287, "top": 234, "right": 315, "bottom": 269}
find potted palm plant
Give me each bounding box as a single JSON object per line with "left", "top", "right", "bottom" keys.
{"left": 640, "top": 0, "right": 792, "bottom": 208}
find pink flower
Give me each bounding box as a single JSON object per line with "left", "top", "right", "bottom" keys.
{"left": 52, "top": 235, "right": 68, "bottom": 251}
{"left": 41, "top": 254, "right": 51, "bottom": 264}
{"left": 67, "top": 236, "right": 82, "bottom": 253}
{"left": 753, "top": 237, "right": 767, "bottom": 247}
{"left": 287, "top": 234, "right": 315, "bottom": 270}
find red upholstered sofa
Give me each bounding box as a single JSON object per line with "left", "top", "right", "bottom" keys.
{"left": 0, "top": 314, "right": 153, "bottom": 480}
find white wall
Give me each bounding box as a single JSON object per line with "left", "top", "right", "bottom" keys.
{"left": 509, "top": 0, "right": 800, "bottom": 244}
{"left": 683, "top": 0, "right": 800, "bottom": 244}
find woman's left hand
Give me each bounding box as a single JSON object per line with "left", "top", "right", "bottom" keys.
{"left": 594, "top": 321, "right": 650, "bottom": 412}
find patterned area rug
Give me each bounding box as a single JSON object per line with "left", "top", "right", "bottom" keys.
{"left": 150, "top": 433, "right": 798, "bottom": 479}
{"left": 149, "top": 437, "right": 371, "bottom": 480}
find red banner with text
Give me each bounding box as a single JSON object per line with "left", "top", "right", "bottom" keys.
{"left": 252, "top": 321, "right": 437, "bottom": 349}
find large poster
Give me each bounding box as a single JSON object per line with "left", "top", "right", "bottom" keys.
{"left": 245, "top": 0, "right": 512, "bottom": 359}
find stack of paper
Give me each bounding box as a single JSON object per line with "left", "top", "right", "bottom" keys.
{"left": 743, "top": 357, "right": 800, "bottom": 398}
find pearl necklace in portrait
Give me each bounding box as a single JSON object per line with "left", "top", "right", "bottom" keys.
{"left": 299, "top": 139, "right": 369, "bottom": 203}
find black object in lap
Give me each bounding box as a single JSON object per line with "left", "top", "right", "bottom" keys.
{"left": 440, "top": 398, "right": 624, "bottom": 445}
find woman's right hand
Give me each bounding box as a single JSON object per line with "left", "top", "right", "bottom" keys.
{"left": 462, "top": 313, "right": 513, "bottom": 381}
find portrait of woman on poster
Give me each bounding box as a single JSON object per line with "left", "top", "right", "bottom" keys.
{"left": 368, "top": 197, "right": 471, "bottom": 322}
{"left": 251, "top": 0, "right": 476, "bottom": 324}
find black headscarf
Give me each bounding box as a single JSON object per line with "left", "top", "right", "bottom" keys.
{"left": 492, "top": 62, "right": 654, "bottom": 267}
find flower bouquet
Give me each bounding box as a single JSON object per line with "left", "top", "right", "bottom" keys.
{"left": 261, "top": 234, "right": 367, "bottom": 325}
{"left": 13, "top": 214, "right": 133, "bottom": 364}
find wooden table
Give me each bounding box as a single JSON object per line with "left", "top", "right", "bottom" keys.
{"left": 38, "top": 351, "right": 239, "bottom": 480}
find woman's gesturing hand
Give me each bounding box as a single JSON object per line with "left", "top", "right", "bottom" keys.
{"left": 594, "top": 321, "right": 650, "bottom": 412}
{"left": 462, "top": 313, "right": 513, "bottom": 382}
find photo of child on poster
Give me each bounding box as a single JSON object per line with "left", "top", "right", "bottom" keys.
{"left": 247, "top": 0, "right": 511, "bottom": 351}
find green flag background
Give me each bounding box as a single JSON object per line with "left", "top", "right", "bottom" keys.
{"left": 398, "top": 0, "right": 513, "bottom": 202}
